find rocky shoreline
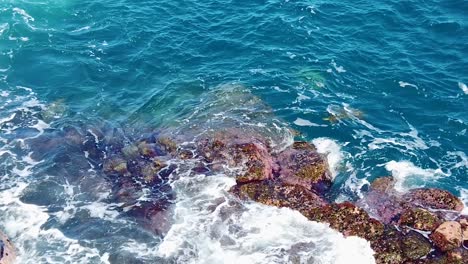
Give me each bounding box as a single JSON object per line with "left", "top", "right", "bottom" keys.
{"left": 23, "top": 124, "right": 468, "bottom": 263}
{"left": 224, "top": 140, "right": 467, "bottom": 264}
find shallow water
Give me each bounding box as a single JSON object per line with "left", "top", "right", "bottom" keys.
{"left": 0, "top": 0, "right": 467, "bottom": 263}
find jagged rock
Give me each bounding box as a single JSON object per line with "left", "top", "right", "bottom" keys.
{"left": 399, "top": 208, "right": 442, "bottom": 232}
{"left": 430, "top": 221, "right": 463, "bottom": 252}
{"left": 276, "top": 141, "right": 332, "bottom": 193}
{"left": 230, "top": 181, "right": 327, "bottom": 212}
{"left": 404, "top": 189, "right": 464, "bottom": 212}
{"left": 0, "top": 231, "right": 15, "bottom": 264}
{"left": 304, "top": 202, "right": 384, "bottom": 241}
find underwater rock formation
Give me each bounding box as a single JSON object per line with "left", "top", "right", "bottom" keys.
{"left": 0, "top": 231, "right": 15, "bottom": 264}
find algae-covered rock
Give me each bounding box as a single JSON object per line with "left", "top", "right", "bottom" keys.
{"left": 230, "top": 181, "right": 327, "bottom": 213}
{"left": 277, "top": 141, "right": 332, "bottom": 193}
{"left": 103, "top": 157, "right": 129, "bottom": 175}
{"left": 0, "top": 231, "right": 15, "bottom": 264}
{"left": 430, "top": 221, "right": 463, "bottom": 252}
{"left": 305, "top": 201, "right": 385, "bottom": 241}
{"left": 404, "top": 189, "right": 464, "bottom": 212}
{"left": 401, "top": 231, "right": 432, "bottom": 260}
{"left": 399, "top": 208, "right": 442, "bottom": 232}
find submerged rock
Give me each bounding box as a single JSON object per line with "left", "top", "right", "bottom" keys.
{"left": 0, "top": 231, "right": 15, "bottom": 264}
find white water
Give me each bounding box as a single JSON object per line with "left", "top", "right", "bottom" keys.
{"left": 158, "top": 172, "right": 375, "bottom": 264}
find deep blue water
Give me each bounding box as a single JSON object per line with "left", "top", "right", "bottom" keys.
{"left": 0, "top": 0, "right": 467, "bottom": 263}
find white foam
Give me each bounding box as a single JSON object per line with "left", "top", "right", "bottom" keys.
{"left": 312, "top": 138, "right": 343, "bottom": 179}
{"left": 398, "top": 81, "right": 418, "bottom": 88}
{"left": 330, "top": 60, "right": 346, "bottom": 73}
{"left": 293, "top": 117, "right": 326, "bottom": 127}
{"left": 458, "top": 82, "right": 468, "bottom": 94}
{"left": 384, "top": 161, "right": 448, "bottom": 192}
{"left": 157, "top": 173, "right": 374, "bottom": 264}
{"left": 459, "top": 188, "right": 468, "bottom": 215}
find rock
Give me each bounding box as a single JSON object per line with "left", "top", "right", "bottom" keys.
{"left": 430, "top": 221, "right": 463, "bottom": 252}
{"left": 276, "top": 141, "right": 332, "bottom": 193}
{"left": 370, "top": 227, "right": 404, "bottom": 264}
{"left": 399, "top": 208, "right": 442, "bottom": 232}
{"left": 0, "top": 231, "right": 15, "bottom": 264}
{"left": 178, "top": 149, "right": 194, "bottom": 160}
{"left": 230, "top": 181, "right": 327, "bottom": 213}
{"left": 233, "top": 142, "right": 274, "bottom": 183}
{"left": 304, "top": 202, "right": 385, "bottom": 241}
{"left": 103, "top": 157, "right": 129, "bottom": 175}
{"left": 459, "top": 217, "right": 468, "bottom": 246}
{"left": 405, "top": 189, "right": 464, "bottom": 212}
{"left": 401, "top": 231, "right": 432, "bottom": 260}
{"left": 158, "top": 137, "right": 177, "bottom": 154}
{"left": 370, "top": 176, "right": 396, "bottom": 193}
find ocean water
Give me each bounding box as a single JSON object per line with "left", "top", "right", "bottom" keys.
{"left": 0, "top": 0, "right": 467, "bottom": 263}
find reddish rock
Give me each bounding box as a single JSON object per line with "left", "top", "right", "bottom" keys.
{"left": 230, "top": 181, "right": 327, "bottom": 213}
{"left": 404, "top": 189, "right": 464, "bottom": 212}
{"left": 430, "top": 221, "right": 463, "bottom": 252}
{"left": 276, "top": 141, "right": 332, "bottom": 193}
{"left": 399, "top": 208, "right": 442, "bottom": 232}
{"left": 0, "top": 230, "right": 15, "bottom": 264}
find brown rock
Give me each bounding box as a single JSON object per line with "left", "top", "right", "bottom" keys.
{"left": 370, "top": 176, "right": 396, "bottom": 193}
{"left": 230, "top": 181, "right": 327, "bottom": 213}
{"left": 405, "top": 189, "right": 464, "bottom": 212}
{"left": 430, "top": 221, "right": 463, "bottom": 252}
{"left": 305, "top": 202, "right": 385, "bottom": 241}
{"left": 399, "top": 208, "right": 442, "bottom": 232}
{"left": 276, "top": 142, "right": 332, "bottom": 193}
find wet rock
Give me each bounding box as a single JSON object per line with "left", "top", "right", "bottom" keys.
{"left": 103, "top": 157, "right": 129, "bottom": 176}
{"left": 234, "top": 142, "right": 273, "bottom": 183}
{"left": 121, "top": 144, "right": 139, "bottom": 159}
{"left": 399, "top": 208, "right": 442, "bottom": 232}
{"left": 370, "top": 176, "right": 396, "bottom": 193}
{"left": 230, "top": 181, "right": 327, "bottom": 213}
{"left": 404, "top": 189, "right": 464, "bottom": 212}
{"left": 304, "top": 202, "right": 385, "bottom": 241}
{"left": 276, "top": 141, "right": 332, "bottom": 193}
{"left": 430, "top": 221, "right": 463, "bottom": 252}
{"left": 458, "top": 216, "right": 468, "bottom": 246}
{"left": 137, "top": 141, "right": 161, "bottom": 158}
{"left": 401, "top": 231, "right": 432, "bottom": 260}
{"left": 140, "top": 159, "right": 167, "bottom": 183}
{"left": 158, "top": 137, "right": 177, "bottom": 154}
{"left": 196, "top": 135, "right": 274, "bottom": 183}
{"left": 178, "top": 149, "right": 194, "bottom": 160}
{"left": 371, "top": 227, "right": 404, "bottom": 264}
{"left": 0, "top": 231, "right": 15, "bottom": 264}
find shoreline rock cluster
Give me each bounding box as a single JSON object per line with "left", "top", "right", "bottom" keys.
{"left": 27, "top": 125, "right": 467, "bottom": 263}
{"left": 220, "top": 140, "right": 467, "bottom": 264}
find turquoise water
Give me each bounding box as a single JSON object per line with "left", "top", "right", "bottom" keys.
{"left": 0, "top": 0, "right": 467, "bottom": 263}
